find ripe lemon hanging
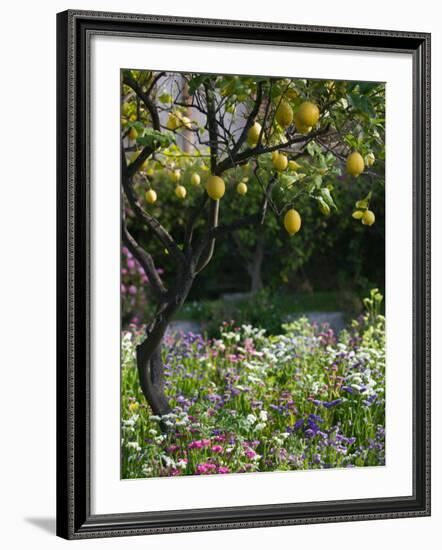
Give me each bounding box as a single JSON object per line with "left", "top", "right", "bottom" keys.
{"left": 294, "top": 112, "right": 312, "bottom": 134}
{"left": 236, "top": 182, "right": 248, "bottom": 195}
{"left": 206, "top": 175, "right": 225, "bottom": 200}
{"left": 346, "top": 152, "right": 365, "bottom": 177}
{"left": 273, "top": 152, "right": 288, "bottom": 172}
{"left": 191, "top": 173, "right": 201, "bottom": 186}
{"left": 275, "top": 101, "right": 293, "bottom": 128}
{"left": 170, "top": 169, "right": 181, "bottom": 183}
{"left": 145, "top": 189, "right": 157, "bottom": 204}
{"left": 362, "top": 210, "right": 375, "bottom": 226}
{"left": 296, "top": 101, "right": 320, "bottom": 127}
{"left": 166, "top": 112, "right": 179, "bottom": 130}
{"left": 128, "top": 127, "right": 138, "bottom": 141}
{"left": 247, "top": 122, "right": 262, "bottom": 146}
{"left": 175, "top": 185, "right": 187, "bottom": 199}
{"left": 284, "top": 209, "right": 302, "bottom": 235}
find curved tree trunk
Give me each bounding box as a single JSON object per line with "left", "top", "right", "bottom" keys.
{"left": 137, "top": 342, "right": 170, "bottom": 417}
{"left": 136, "top": 276, "right": 195, "bottom": 419}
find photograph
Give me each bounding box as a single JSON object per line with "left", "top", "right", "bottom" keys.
{"left": 120, "top": 69, "right": 386, "bottom": 480}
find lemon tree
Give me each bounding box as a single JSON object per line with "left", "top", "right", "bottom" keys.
{"left": 121, "top": 70, "right": 385, "bottom": 418}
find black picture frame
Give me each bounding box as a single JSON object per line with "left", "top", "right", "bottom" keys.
{"left": 56, "top": 9, "right": 431, "bottom": 540}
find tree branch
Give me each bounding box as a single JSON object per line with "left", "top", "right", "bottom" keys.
{"left": 229, "top": 81, "right": 264, "bottom": 159}
{"left": 121, "top": 146, "right": 186, "bottom": 266}
{"left": 218, "top": 124, "right": 330, "bottom": 174}
{"left": 122, "top": 220, "right": 167, "bottom": 299}
{"left": 195, "top": 200, "right": 219, "bottom": 273}
{"left": 204, "top": 80, "right": 219, "bottom": 173}
{"left": 123, "top": 73, "right": 161, "bottom": 131}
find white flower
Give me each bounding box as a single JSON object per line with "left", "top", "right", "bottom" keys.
{"left": 254, "top": 423, "right": 266, "bottom": 432}
{"left": 246, "top": 414, "right": 257, "bottom": 425}
{"left": 259, "top": 410, "right": 268, "bottom": 422}
{"left": 161, "top": 455, "right": 176, "bottom": 468}
{"left": 126, "top": 441, "right": 141, "bottom": 452}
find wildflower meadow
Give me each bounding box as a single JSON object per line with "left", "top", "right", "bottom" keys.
{"left": 121, "top": 290, "right": 385, "bottom": 478}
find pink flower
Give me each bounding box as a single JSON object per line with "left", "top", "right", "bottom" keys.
{"left": 211, "top": 445, "right": 222, "bottom": 453}
{"left": 166, "top": 445, "right": 179, "bottom": 453}
{"left": 170, "top": 469, "right": 181, "bottom": 476}
{"left": 188, "top": 440, "right": 203, "bottom": 449}
{"left": 245, "top": 449, "right": 257, "bottom": 459}
{"left": 218, "top": 466, "right": 230, "bottom": 474}
{"left": 188, "top": 439, "right": 210, "bottom": 449}
{"left": 128, "top": 285, "right": 137, "bottom": 296}
{"left": 121, "top": 284, "right": 126, "bottom": 294}
{"left": 127, "top": 259, "right": 136, "bottom": 269}
{"left": 196, "top": 463, "right": 217, "bottom": 475}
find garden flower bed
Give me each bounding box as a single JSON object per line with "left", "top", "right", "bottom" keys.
{"left": 121, "top": 312, "right": 385, "bottom": 478}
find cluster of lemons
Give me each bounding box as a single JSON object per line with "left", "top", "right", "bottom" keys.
{"left": 130, "top": 97, "right": 377, "bottom": 235}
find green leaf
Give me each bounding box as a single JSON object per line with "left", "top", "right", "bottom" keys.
{"left": 136, "top": 129, "right": 175, "bottom": 149}
{"left": 188, "top": 75, "right": 207, "bottom": 95}
{"left": 320, "top": 187, "right": 337, "bottom": 209}
{"left": 159, "top": 92, "right": 173, "bottom": 103}
{"left": 313, "top": 175, "right": 323, "bottom": 188}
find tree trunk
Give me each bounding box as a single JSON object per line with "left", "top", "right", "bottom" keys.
{"left": 247, "top": 236, "right": 264, "bottom": 294}
{"left": 136, "top": 276, "right": 194, "bottom": 419}
{"left": 137, "top": 341, "right": 171, "bottom": 417}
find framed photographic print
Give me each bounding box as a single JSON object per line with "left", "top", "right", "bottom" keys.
{"left": 56, "top": 10, "right": 431, "bottom": 539}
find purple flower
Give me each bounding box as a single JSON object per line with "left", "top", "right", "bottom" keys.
{"left": 323, "top": 399, "right": 343, "bottom": 408}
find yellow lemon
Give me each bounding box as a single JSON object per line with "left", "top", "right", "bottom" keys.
{"left": 318, "top": 201, "right": 331, "bottom": 216}
{"left": 362, "top": 210, "right": 375, "bottom": 226}
{"left": 146, "top": 168, "right": 154, "bottom": 176}
{"left": 294, "top": 112, "right": 312, "bottom": 134}
{"left": 166, "top": 112, "right": 179, "bottom": 130}
{"left": 275, "top": 101, "right": 293, "bottom": 128}
{"left": 175, "top": 185, "right": 187, "bottom": 199}
{"left": 128, "top": 127, "right": 138, "bottom": 141}
{"left": 247, "top": 122, "right": 262, "bottom": 146}
{"left": 352, "top": 210, "right": 364, "bottom": 219}
{"left": 288, "top": 160, "right": 301, "bottom": 171}
{"left": 191, "top": 173, "right": 201, "bottom": 186}
{"left": 285, "top": 88, "right": 298, "bottom": 100}
{"left": 122, "top": 102, "right": 131, "bottom": 117}
{"left": 273, "top": 152, "right": 288, "bottom": 172}
{"left": 271, "top": 150, "right": 280, "bottom": 161}
{"left": 145, "top": 189, "right": 157, "bottom": 204}
{"left": 284, "top": 209, "right": 302, "bottom": 235}
{"left": 366, "top": 152, "right": 375, "bottom": 167}
{"left": 346, "top": 152, "right": 365, "bottom": 177}
{"left": 170, "top": 169, "right": 181, "bottom": 183}
{"left": 296, "top": 101, "right": 320, "bottom": 127}
{"left": 206, "top": 175, "right": 225, "bottom": 200}
{"left": 236, "top": 182, "right": 248, "bottom": 195}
